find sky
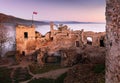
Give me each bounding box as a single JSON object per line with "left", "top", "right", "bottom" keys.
{"left": 0, "top": 0, "right": 106, "bottom": 22}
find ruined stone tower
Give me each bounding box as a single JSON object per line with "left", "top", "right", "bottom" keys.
{"left": 16, "top": 25, "right": 36, "bottom": 55}
{"left": 106, "top": 0, "right": 120, "bottom": 83}
{"left": 50, "top": 22, "right": 54, "bottom": 31}
{"left": 50, "top": 22, "right": 54, "bottom": 38}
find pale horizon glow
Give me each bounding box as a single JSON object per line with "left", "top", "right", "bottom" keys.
{"left": 0, "top": 0, "right": 105, "bottom": 22}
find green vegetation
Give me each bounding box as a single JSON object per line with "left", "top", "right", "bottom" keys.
{"left": 29, "top": 63, "right": 64, "bottom": 74}
{"left": 93, "top": 64, "right": 105, "bottom": 83}
{"left": 28, "top": 72, "right": 67, "bottom": 83}
{"left": 98, "top": 78, "right": 105, "bottom": 83}
{"left": 93, "top": 64, "right": 105, "bottom": 73}
{"left": 0, "top": 67, "right": 12, "bottom": 83}
{"left": 55, "top": 72, "right": 67, "bottom": 83}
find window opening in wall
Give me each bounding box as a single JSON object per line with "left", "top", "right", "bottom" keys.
{"left": 22, "top": 51, "right": 25, "bottom": 56}
{"left": 100, "top": 39, "right": 104, "bottom": 47}
{"left": 24, "top": 32, "right": 28, "bottom": 38}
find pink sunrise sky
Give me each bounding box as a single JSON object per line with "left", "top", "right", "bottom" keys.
{"left": 0, "top": 0, "right": 106, "bottom": 22}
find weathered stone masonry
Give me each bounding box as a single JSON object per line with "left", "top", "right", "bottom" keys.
{"left": 16, "top": 23, "right": 106, "bottom": 66}
{"left": 16, "top": 25, "right": 36, "bottom": 55}
{"left": 106, "top": 0, "right": 120, "bottom": 83}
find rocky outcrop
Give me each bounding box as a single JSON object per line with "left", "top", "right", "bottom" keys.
{"left": 64, "top": 64, "right": 105, "bottom": 83}
{"left": 64, "top": 45, "right": 106, "bottom": 83}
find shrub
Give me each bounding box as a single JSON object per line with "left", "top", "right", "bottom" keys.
{"left": 0, "top": 67, "right": 12, "bottom": 83}
{"left": 93, "top": 64, "right": 105, "bottom": 73}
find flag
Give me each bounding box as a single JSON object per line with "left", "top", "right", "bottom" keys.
{"left": 33, "top": 12, "right": 37, "bottom": 15}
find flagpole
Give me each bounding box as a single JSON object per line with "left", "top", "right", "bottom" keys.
{"left": 32, "top": 14, "right": 34, "bottom": 25}
{"left": 32, "top": 12, "right": 37, "bottom": 25}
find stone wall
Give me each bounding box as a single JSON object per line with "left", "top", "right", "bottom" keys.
{"left": 106, "top": 0, "right": 120, "bottom": 83}
{"left": 16, "top": 25, "right": 36, "bottom": 55}
{"left": 16, "top": 23, "right": 106, "bottom": 66}
{"left": 83, "top": 31, "right": 106, "bottom": 46}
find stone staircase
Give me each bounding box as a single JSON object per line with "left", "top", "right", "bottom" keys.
{"left": 11, "top": 67, "right": 32, "bottom": 83}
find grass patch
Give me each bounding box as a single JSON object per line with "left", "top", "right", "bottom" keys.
{"left": 29, "top": 63, "right": 64, "bottom": 74}
{"left": 0, "top": 67, "right": 12, "bottom": 83}
{"left": 98, "top": 78, "right": 105, "bottom": 83}
{"left": 55, "top": 72, "right": 67, "bottom": 83}
{"left": 28, "top": 72, "right": 67, "bottom": 83}
{"left": 93, "top": 64, "right": 105, "bottom": 73}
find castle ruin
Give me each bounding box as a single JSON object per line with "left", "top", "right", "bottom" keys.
{"left": 16, "top": 22, "right": 106, "bottom": 66}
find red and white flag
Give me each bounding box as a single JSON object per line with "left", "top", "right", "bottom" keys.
{"left": 33, "top": 11, "right": 37, "bottom": 15}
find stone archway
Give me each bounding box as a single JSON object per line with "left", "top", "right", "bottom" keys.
{"left": 87, "top": 37, "right": 93, "bottom": 45}
{"left": 106, "top": 0, "right": 120, "bottom": 83}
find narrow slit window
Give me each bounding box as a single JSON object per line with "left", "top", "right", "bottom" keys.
{"left": 22, "top": 51, "right": 25, "bottom": 56}
{"left": 76, "top": 41, "right": 80, "bottom": 47}
{"left": 100, "top": 40, "right": 104, "bottom": 47}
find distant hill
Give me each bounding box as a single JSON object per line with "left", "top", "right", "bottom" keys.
{"left": 53, "top": 21, "right": 105, "bottom": 24}
{"left": 0, "top": 13, "right": 48, "bottom": 25}
{"left": 0, "top": 13, "right": 105, "bottom": 26}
